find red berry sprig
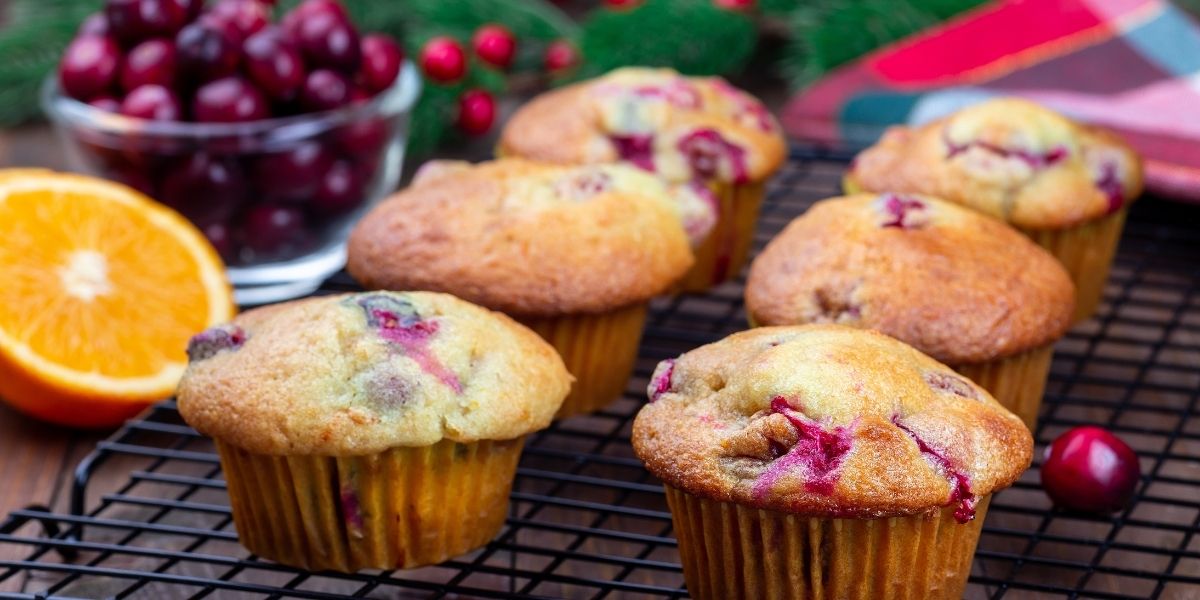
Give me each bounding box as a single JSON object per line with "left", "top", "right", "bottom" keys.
{"left": 543, "top": 40, "right": 578, "bottom": 73}
{"left": 472, "top": 24, "right": 516, "bottom": 70}
{"left": 420, "top": 36, "right": 467, "bottom": 83}
{"left": 456, "top": 89, "right": 496, "bottom": 136}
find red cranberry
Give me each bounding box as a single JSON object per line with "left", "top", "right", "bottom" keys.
{"left": 176, "top": 0, "right": 204, "bottom": 20}
{"left": 59, "top": 36, "right": 122, "bottom": 101}
{"left": 456, "top": 89, "right": 496, "bottom": 136}
{"left": 207, "top": 0, "right": 269, "bottom": 44}
{"left": 242, "top": 204, "right": 307, "bottom": 256}
{"left": 281, "top": 0, "right": 348, "bottom": 39}
{"left": 193, "top": 76, "right": 269, "bottom": 122}
{"left": 243, "top": 27, "right": 306, "bottom": 101}
{"left": 108, "top": 166, "right": 156, "bottom": 197}
{"left": 714, "top": 0, "right": 755, "bottom": 8}
{"left": 120, "top": 84, "right": 183, "bottom": 120}
{"left": 161, "top": 154, "right": 246, "bottom": 224}
{"left": 358, "top": 34, "right": 403, "bottom": 93}
{"left": 543, "top": 40, "right": 578, "bottom": 72}
{"left": 1042, "top": 426, "right": 1141, "bottom": 513}
{"left": 254, "top": 142, "right": 334, "bottom": 201}
{"left": 296, "top": 10, "right": 361, "bottom": 73}
{"left": 332, "top": 118, "right": 390, "bottom": 158}
{"left": 104, "top": 0, "right": 188, "bottom": 44}
{"left": 471, "top": 24, "right": 515, "bottom": 69}
{"left": 419, "top": 37, "right": 466, "bottom": 83}
{"left": 88, "top": 95, "right": 123, "bottom": 112}
{"left": 202, "top": 221, "right": 235, "bottom": 260}
{"left": 298, "top": 69, "right": 351, "bottom": 112}
{"left": 120, "top": 38, "right": 176, "bottom": 91}
{"left": 78, "top": 13, "right": 111, "bottom": 36}
{"left": 175, "top": 21, "right": 240, "bottom": 83}
{"left": 313, "top": 160, "right": 364, "bottom": 214}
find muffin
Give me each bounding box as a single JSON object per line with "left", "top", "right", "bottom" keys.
{"left": 844, "top": 97, "right": 1142, "bottom": 321}
{"left": 177, "top": 291, "right": 571, "bottom": 571}
{"left": 745, "top": 193, "right": 1074, "bottom": 428}
{"left": 347, "top": 159, "right": 693, "bottom": 418}
{"left": 633, "top": 325, "right": 1033, "bottom": 600}
{"left": 498, "top": 67, "right": 787, "bottom": 292}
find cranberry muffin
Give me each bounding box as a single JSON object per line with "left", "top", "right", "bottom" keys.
{"left": 498, "top": 67, "right": 787, "bottom": 291}
{"left": 745, "top": 193, "right": 1074, "bottom": 428}
{"left": 178, "top": 291, "right": 571, "bottom": 571}
{"left": 845, "top": 98, "right": 1143, "bottom": 321}
{"left": 633, "top": 325, "right": 1032, "bottom": 600}
{"left": 347, "top": 158, "right": 693, "bottom": 418}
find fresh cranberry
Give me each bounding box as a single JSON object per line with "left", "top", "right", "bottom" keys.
{"left": 207, "top": 0, "right": 269, "bottom": 44}
{"left": 160, "top": 154, "right": 246, "bottom": 224}
{"left": 176, "top": 0, "right": 204, "bottom": 20}
{"left": 104, "top": 0, "right": 188, "bottom": 44}
{"left": 120, "top": 38, "right": 176, "bottom": 91}
{"left": 296, "top": 9, "right": 361, "bottom": 73}
{"left": 202, "top": 221, "right": 235, "bottom": 260}
{"left": 254, "top": 142, "right": 334, "bottom": 201}
{"left": 332, "top": 118, "right": 390, "bottom": 157}
{"left": 471, "top": 24, "right": 515, "bottom": 69}
{"left": 419, "top": 37, "right": 466, "bottom": 83}
{"left": 243, "top": 27, "right": 306, "bottom": 101}
{"left": 298, "top": 69, "right": 351, "bottom": 112}
{"left": 87, "top": 95, "right": 123, "bottom": 112}
{"left": 1042, "top": 426, "right": 1141, "bottom": 513}
{"left": 78, "top": 13, "right": 110, "bottom": 36}
{"left": 193, "top": 76, "right": 269, "bottom": 122}
{"left": 313, "top": 160, "right": 364, "bottom": 214}
{"left": 281, "top": 0, "right": 348, "bottom": 39}
{"left": 456, "top": 89, "right": 496, "bottom": 136}
{"left": 59, "top": 36, "right": 122, "bottom": 100}
{"left": 175, "top": 21, "right": 240, "bottom": 83}
{"left": 358, "top": 34, "right": 403, "bottom": 93}
{"left": 242, "top": 204, "right": 308, "bottom": 256}
{"left": 543, "top": 40, "right": 578, "bottom": 72}
{"left": 120, "top": 84, "right": 183, "bottom": 120}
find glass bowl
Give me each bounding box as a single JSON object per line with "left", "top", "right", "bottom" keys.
{"left": 41, "top": 64, "right": 421, "bottom": 305}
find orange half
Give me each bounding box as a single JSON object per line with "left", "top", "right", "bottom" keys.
{"left": 0, "top": 169, "right": 234, "bottom": 428}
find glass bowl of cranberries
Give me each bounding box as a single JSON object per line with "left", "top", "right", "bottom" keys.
{"left": 42, "top": 0, "right": 420, "bottom": 304}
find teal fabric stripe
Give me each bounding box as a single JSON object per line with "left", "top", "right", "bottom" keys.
{"left": 839, "top": 93, "right": 921, "bottom": 145}
{"left": 1121, "top": 4, "right": 1200, "bottom": 76}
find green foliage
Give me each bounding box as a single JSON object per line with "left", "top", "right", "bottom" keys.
{"left": 782, "top": 0, "right": 986, "bottom": 89}
{"left": 578, "top": 0, "right": 756, "bottom": 79}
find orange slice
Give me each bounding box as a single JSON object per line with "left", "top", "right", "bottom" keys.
{"left": 0, "top": 169, "right": 234, "bottom": 428}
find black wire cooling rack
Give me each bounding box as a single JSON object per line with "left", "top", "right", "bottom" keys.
{"left": 2, "top": 147, "right": 1199, "bottom": 599}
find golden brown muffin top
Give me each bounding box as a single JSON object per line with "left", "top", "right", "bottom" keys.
{"left": 497, "top": 67, "right": 787, "bottom": 184}
{"left": 745, "top": 193, "right": 1075, "bottom": 365}
{"left": 845, "top": 98, "right": 1143, "bottom": 230}
{"left": 632, "top": 325, "right": 1032, "bottom": 521}
{"left": 347, "top": 159, "right": 694, "bottom": 318}
{"left": 177, "top": 292, "right": 571, "bottom": 455}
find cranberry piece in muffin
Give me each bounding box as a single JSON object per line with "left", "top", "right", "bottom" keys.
{"left": 186, "top": 324, "right": 246, "bottom": 361}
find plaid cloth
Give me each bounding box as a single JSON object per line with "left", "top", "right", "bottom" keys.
{"left": 782, "top": 0, "right": 1200, "bottom": 201}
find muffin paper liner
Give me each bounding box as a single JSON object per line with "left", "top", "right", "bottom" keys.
{"left": 664, "top": 485, "right": 989, "bottom": 600}
{"left": 1020, "top": 206, "right": 1128, "bottom": 323}
{"left": 522, "top": 303, "right": 648, "bottom": 419}
{"left": 955, "top": 344, "right": 1055, "bottom": 430}
{"left": 676, "top": 181, "right": 766, "bottom": 293}
{"left": 216, "top": 437, "right": 523, "bottom": 572}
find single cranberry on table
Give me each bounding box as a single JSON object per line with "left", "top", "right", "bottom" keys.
{"left": 175, "top": 20, "right": 241, "bottom": 83}
{"left": 312, "top": 160, "right": 365, "bottom": 215}
{"left": 59, "top": 35, "right": 122, "bottom": 101}
{"left": 193, "top": 76, "right": 270, "bottom": 122}
{"left": 121, "top": 84, "right": 183, "bottom": 120}
{"left": 104, "top": 0, "right": 189, "bottom": 44}
{"left": 243, "top": 27, "right": 306, "bottom": 101}
{"left": 78, "top": 13, "right": 110, "bottom": 36}
{"left": 543, "top": 40, "right": 578, "bottom": 72}
{"left": 296, "top": 10, "right": 362, "bottom": 73}
{"left": 298, "top": 69, "right": 351, "bottom": 112}
{"left": 160, "top": 153, "right": 246, "bottom": 224}
{"left": 456, "top": 89, "right": 496, "bottom": 136}
{"left": 253, "top": 142, "right": 334, "bottom": 201}
{"left": 472, "top": 24, "right": 516, "bottom": 69}
{"left": 120, "top": 38, "right": 177, "bottom": 91}
{"left": 241, "top": 204, "right": 309, "bottom": 256}
{"left": 206, "top": 0, "right": 270, "bottom": 44}
{"left": 1041, "top": 425, "right": 1141, "bottom": 513}
{"left": 358, "top": 34, "right": 403, "bottom": 93}
{"left": 420, "top": 37, "right": 466, "bottom": 83}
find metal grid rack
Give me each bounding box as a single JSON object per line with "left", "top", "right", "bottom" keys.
{"left": 2, "top": 148, "right": 1199, "bottom": 599}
